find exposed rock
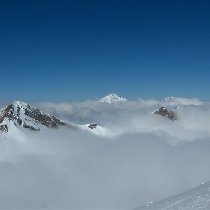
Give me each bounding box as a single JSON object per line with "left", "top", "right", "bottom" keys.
{"left": 0, "top": 101, "right": 68, "bottom": 133}
{"left": 0, "top": 104, "right": 15, "bottom": 124}
{"left": 24, "top": 104, "right": 66, "bottom": 128}
{"left": 88, "top": 123, "right": 98, "bottom": 129}
{"left": 22, "top": 123, "right": 40, "bottom": 131}
{"left": 154, "top": 106, "right": 178, "bottom": 121}
{"left": 0, "top": 125, "right": 8, "bottom": 133}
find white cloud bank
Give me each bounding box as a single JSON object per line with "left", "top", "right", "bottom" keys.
{"left": 0, "top": 97, "right": 210, "bottom": 209}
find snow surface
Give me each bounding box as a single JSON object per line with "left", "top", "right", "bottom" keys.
{"left": 162, "top": 97, "right": 202, "bottom": 106}
{"left": 0, "top": 101, "right": 114, "bottom": 137}
{"left": 1, "top": 118, "right": 28, "bottom": 141}
{"left": 13, "top": 100, "right": 28, "bottom": 108}
{"left": 0, "top": 101, "right": 46, "bottom": 132}
{"left": 79, "top": 124, "right": 112, "bottom": 137}
{"left": 99, "top": 93, "right": 127, "bottom": 104}
{"left": 137, "top": 182, "right": 210, "bottom": 210}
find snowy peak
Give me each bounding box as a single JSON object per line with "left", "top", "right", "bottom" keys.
{"left": 153, "top": 106, "right": 178, "bottom": 121}
{"left": 0, "top": 101, "right": 107, "bottom": 136}
{"left": 162, "top": 96, "right": 175, "bottom": 102}
{"left": 161, "top": 96, "right": 202, "bottom": 106}
{"left": 13, "top": 100, "right": 28, "bottom": 108}
{"left": 0, "top": 101, "right": 67, "bottom": 133}
{"left": 99, "top": 93, "right": 127, "bottom": 104}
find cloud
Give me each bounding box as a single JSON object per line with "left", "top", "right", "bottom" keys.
{"left": 0, "top": 97, "right": 210, "bottom": 209}
{"left": 37, "top": 98, "right": 210, "bottom": 142}
{"left": 162, "top": 97, "right": 202, "bottom": 106}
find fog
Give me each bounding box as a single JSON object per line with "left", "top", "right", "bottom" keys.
{"left": 1, "top": 97, "right": 210, "bottom": 209}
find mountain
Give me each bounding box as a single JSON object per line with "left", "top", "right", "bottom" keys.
{"left": 137, "top": 181, "right": 210, "bottom": 210}
{"left": 0, "top": 101, "right": 108, "bottom": 137}
{"left": 0, "top": 101, "right": 68, "bottom": 133}
{"left": 162, "top": 96, "right": 175, "bottom": 102}
{"left": 162, "top": 96, "right": 202, "bottom": 106}
{"left": 153, "top": 96, "right": 181, "bottom": 121}
{"left": 153, "top": 106, "right": 178, "bottom": 121}
{"left": 99, "top": 93, "right": 127, "bottom": 104}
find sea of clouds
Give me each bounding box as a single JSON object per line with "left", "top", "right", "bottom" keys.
{"left": 0, "top": 97, "right": 210, "bottom": 209}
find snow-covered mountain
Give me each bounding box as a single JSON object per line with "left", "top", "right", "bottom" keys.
{"left": 152, "top": 97, "right": 183, "bottom": 121}
{"left": 99, "top": 93, "right": 127, "bottom": 104}
{"left": 162, "top": 96, "right": 175, "bottom": 103}
{"left": 161, "top": 96, "right": 202, "bottom": 106}
{"left": 0, "top": 101, "right": 108, "bottom": 137}
{"left": 137, "top": 181, "right": 210, "bottom": 210}
{"left": 153, "top": 106, "right": 178, "bottom": 121}
{"left": 0, "top": 101, "right": 68, "bottom": 133}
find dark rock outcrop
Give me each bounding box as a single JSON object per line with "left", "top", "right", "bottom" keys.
{"left": 23, "top": 104, "right": 66, "bottom": 128}
{"left": 154, "top": 106, "right": 178, "bottom": 121}
{"left": 0, "top": 125, "right": 8, "bottom": 133}
{"left": 88, "top": 123, "right": 98, "bottom": 129}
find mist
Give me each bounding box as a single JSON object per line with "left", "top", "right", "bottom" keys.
{"left": 1, "top": 97, "right": 210, "bottom": 209}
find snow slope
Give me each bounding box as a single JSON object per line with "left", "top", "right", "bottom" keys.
{"left": 0, "top": 101, "right": 111, "bottom": 137}
{"left": 137, "top": 182, "right": 210, "bottom": 210}
{"left": 0, "top": 101, "right": 68, "bottom": 133}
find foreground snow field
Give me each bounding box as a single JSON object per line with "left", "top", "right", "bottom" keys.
{"left": 137, "top": 181, "right": 210, "bottom": 210}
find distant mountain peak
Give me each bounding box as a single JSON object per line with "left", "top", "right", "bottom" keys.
{"left": 0, "top": 101, "right": 67, "bottom": 133}
{"left": 162, "top": 96, "right": 175, "bottom": 102}
{"left": 153, "top": 106, "right": 178, "bottom": 121}
{"left": 99, "top": 93, "right": 127, "bottom": 104}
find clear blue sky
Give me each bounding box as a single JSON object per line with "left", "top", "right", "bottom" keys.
{"left": 0, "top": 0, "right": 209, "bottom": 102}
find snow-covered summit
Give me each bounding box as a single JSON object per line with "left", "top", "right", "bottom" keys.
{"left": 153, "top": 106, "right": 178, "bottom": 121}
{"left": 99, "top": 93, "right": 127, "bottom": 104}
{"left": 0, "top": 101, "right": 67, "bottom": 133}
{"left": 0, "top": 101, "right": 111, "bottom": 137}
{"left": 161, "top": 96, "right": 202, "bottom": 106}
{"left": 13, "top": 100, "right": 28, "bottom": 108}
{"left": 162, "top": 96, "right": 175, "bottom": 102}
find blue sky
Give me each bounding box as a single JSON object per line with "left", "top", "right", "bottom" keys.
{"left": 0, "top": 0, "right": 209, "bottom": 102}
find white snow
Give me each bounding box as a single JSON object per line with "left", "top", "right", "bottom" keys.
{"left": 162, "top": 96, "right": 202, "bottom": 106}
{"left": 1, "top": 118, "right": 28, "bottom": 142}
{"left": 99, "top": 93, "right": 127, "bottom": 104}
{"left": 0, "top": 101, "right": 114, "bottom": 137}
{"left": 79, "top": 124, "right": 112, "bottom": 137}
{"left": 137, "top": 182, "right": 210, "bottom": 210}
{"left": 13, "top": 100, "right": 28, "bottom": 108}
{"left": 0, "top": 101, "right": 48, "bottom": 135}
